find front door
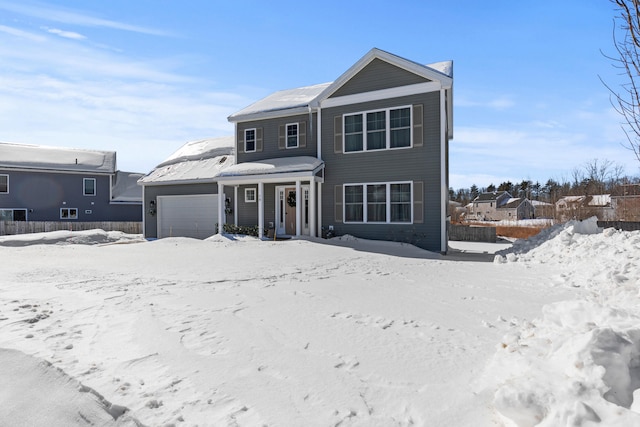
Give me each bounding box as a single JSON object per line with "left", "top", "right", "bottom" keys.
{"left": 284, "top": 187, "right": 297, "bottom": 235}
{"left": 275, "top": 186, "right": 310, "bottom": 236}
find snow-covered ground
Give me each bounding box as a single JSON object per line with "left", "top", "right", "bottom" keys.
{"left": 0, "top": 220, "right": 638, "bottom": 426}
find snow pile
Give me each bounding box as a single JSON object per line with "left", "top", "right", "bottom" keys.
{"left": 0, "top": 348, "right": 141, "bottom": 426}
{"left": 487, "top": 217, "right": 640, "bottom": 426}
{"left": 0, "top": 229, "right": 145, "bottom": 247}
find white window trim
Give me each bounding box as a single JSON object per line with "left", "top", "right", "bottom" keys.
{"left": 343, "top": 105, "right": 413, "bottom": 153}
{"left": 245, "top": 128, "right": 257, "bottom": 153}
{"left": 0, "top": 174, "right": 8, "bottom": 194}
{"left": 83, "top": 178, "right": 96, "bottom": 196}
{"left": 245, "top": 187, "right": 256, "bottom": 203}
{"left": 343, "top": 181, "right": 413, "bottom": 224}
{"left": 285, "top": 123, "right": 299, "bottom": 149}
{"left": 60, "top": 208, "right": 78, "bottom": 220}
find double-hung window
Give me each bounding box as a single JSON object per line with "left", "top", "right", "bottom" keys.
{"left": 83, "top": 178, "right": 96, "bottom": 196}
{"left": 286, "top": 123, "right": 299, "bottom": 148}
{"left": 344, "top": 182, "right": 412, "bottom": 223}
{"left": 0, "top": 174, "right": 8, "bottom": 194}
{"left": 344, "top": 106, "right": 412, "bottom": 152}
{"left": 245, "top": 128, "right": 256, "bottom": 152}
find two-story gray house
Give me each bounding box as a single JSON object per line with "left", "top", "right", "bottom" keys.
{"left": 215, "top": 48, "right": 453, "bottom": 252}
{"left": 0, "top": 142, "right": 142, "bottom": 222}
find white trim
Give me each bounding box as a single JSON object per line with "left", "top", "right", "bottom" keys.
{"left": 295, "top": 180, "right": 301, "bottom": 235}
{"left": 321, "top": 82, "right": 440, "bottom": 109}
{"left": 218, "top": 182, "right": 224, "bottom": 233}
{"left": 316, "top": 106, "right": 322, "bottom": 159}
{"left": 343, "top": 105, "right": 413, "bottom": 153}
{"left": 258, "top": 182, "right": 264, "bottom": 238}
{"left": 309, "top": 180, "right": 316, "bottom": 237}
{"left": 233, "top": 186, "right": 238, "bottom": 226}
{"left": 244, "top": 187, "right": 257, "bottom": 203}
{"left": 0, "top": 174, "right": 8, "bottom": 194}
{"left": 343, "top": 181, "right": 413, "bottom": 224}
{"left": 217, "top": 170, "right": 323, "bottom": 185}
{"left": 229, "top": 106, "right": 311, "bottom": 123}
{"left": 244, "top": 128, "right": 257, "bottom": 153}
{"left": 83, "top": 177, "right": 96, "bottom": 196}
{"left": 285, "top": 123, "right": 299, "bottom": 149}
{"left": 440, "top": 88, "right": 447, "bottom": 253}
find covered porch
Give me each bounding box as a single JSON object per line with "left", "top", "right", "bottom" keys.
{"left": 216, "top": 156, "right": 324, "bottom": 239}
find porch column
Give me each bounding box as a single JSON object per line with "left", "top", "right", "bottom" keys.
{"left": 309, "top": 179, "right": 316, "bottom": 237}
{"left": 233, "top": 185, "right": 238, "bottom": 226}
{"left": 295, "top": 180, "right": 301, "bottom": 236}
{"left": 258, "top": 182, "right": 264, "bottom": 239}
{"left": 217, "top": 182, "right": 225, "bottom": 234}
{"left": 317, "top": 182, "right": 322, "bottom": 237}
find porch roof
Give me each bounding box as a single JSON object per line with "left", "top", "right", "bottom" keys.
{"left": 216, "top": 156, "right": 324, "bottom": 184}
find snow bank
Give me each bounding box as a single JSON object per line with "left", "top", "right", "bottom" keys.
{"left": 0, "top": 348, "right": 140, "bottom": 426}
{"left": 0, "top": 229, "right": 144, "bottom": 247}
{"left": 486, "top": 217, "right": 640, "bottom": 426}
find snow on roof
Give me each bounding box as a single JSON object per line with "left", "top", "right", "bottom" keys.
{"left": 228, "top": 83, "right": 331, "bottom": 122}
{"left": 111, "top": 171, "right": 143, "bottom": 203}
{"left": 0, "top": 141, "right": 116, "bottom": 173}
{"left": 588, "top": 194, "right": 611, "bottom": 206}
{"left": 138, "top": 136, "right": 235, "bottom": 185}
{"left": 426, "top": 60, "right": 453, "bottom": 78}
{"left": 218, "top": 156, "right": 323, "bottom": 178}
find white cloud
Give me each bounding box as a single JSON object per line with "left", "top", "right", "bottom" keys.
{"left": 45, "top": 27, "right": 86, "bottom": 40}
{"left": 456, "top": 95, "right": 515, "bottom": 110}
{"left": 0, "top": 1, "right": 170, "bottom": 36}
{"left": 0, "top": 24, "right": 46, "bottom": 42}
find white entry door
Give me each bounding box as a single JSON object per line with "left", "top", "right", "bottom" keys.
{"left": 157, "top": 195, "right": 218, "bottom": 239}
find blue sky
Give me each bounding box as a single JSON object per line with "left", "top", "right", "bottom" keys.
{"left": 0, "top": 0, "right": 635, "bottom": 189}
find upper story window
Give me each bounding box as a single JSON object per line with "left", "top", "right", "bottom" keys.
{"left": 344, "top": 106, "right": 412, "bottom": 152}
{"left": 0, "top": 174, "right": 8, "bottom": 194}
{"left": 245, "top": 128, "right": 256, "bottom": 152}
{"left": 83, "top": 178, "right": 96, "bottom": 196}
{"left": 286, "top": 123, "right": 299, "bottom": 148}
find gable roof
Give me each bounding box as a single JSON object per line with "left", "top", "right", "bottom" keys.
{"left": 0, "top": 141, "right": 116, "bottom": 174}
{"left": 228, "top": 83, "right": 331, "bottom": 122}
{"left": 227, "top": 48, "right": 453, "bottom": 135}
{"left": 475, "top": 191, "right": 511, "bottom": 202}
{"left": 138, "top": 136, "right": 235, "bottom": 185}
{"left": 111, "top": 171, "right": 143, "bottom": 203}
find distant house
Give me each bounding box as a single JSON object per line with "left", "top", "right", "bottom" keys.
{"left": 138, "top": 137, "right": 235, "bottom": 239}
{"left": 555, "top": 195, "right": 614, "bottom": 221}
{"left": 0, "top": 142, "right": 142, "bottom": 222}
{"left": 468, "top": 191, "right": 534, "bottom": 221}
{"left": 141, "top": 48, "right": 454, "bottom": 252}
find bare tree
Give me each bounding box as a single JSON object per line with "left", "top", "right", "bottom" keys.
{"left": 603, "top": 0, "right": 640, "bottom": 162}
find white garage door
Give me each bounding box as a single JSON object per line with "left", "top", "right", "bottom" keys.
{"left": 157, "top": 195, "right": 218, "bottom": 239}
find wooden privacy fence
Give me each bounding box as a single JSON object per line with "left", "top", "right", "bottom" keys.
{"left": 448, "top": 223, "right": 496, "bottom": 243}
{"left": 0, "top": 221, "right": 142, "bottom": 236}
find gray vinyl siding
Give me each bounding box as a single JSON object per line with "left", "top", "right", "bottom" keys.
{"left": 330, "top": 58, "right": 430, "bottom": 98}
{"left": 143, "top": 183, "right": 225, "bottom": 238}
{"left": 320, "top": 91, "right": 443, "bottom": 251}
{"left": 0, "top": 169, "right": 141, "bottom": 222}
{"left": 236, "top": 112, "right": 317, "bottom": 163}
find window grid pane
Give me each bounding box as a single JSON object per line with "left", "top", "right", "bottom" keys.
{"left": 0, "top": 175, "right": 7, "bottom": 193}
{"left": 245, "top": 129, "right": 256, "bottom": 151}
{"left": 366, "top": 111, "right": 386, "bottom": 150}
{"left": 390, "top": 108, "right": 411, "bottom": 148}
{"left": 84, "top": 179, "right": 96, "bottom": 196}
{"left": 344, "top": 185, "right": 363, "bottom": 222}
{"left": 345, "top": 115, "right": 363, "bottom": 152}
{"left": 367, "top": 184, "right": 387, "bottom": 222}
{"left": 287, "top": 124, "right": 298, "bottom": 148}
{"left": 391, "top": 183, "right": 411, "bottom": 222}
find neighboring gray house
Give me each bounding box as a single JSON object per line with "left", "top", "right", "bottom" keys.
{"left": 141, "top": 48, "right": 453, "bottom": 252}
{"left": 555, "top": 195, "right": 615, "bottom": 221}
{"left": 468, "top": 191, "right": 534, "bottom": 221}
{"left": 0, "top": 142, "right": 142, "bottom": 222}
